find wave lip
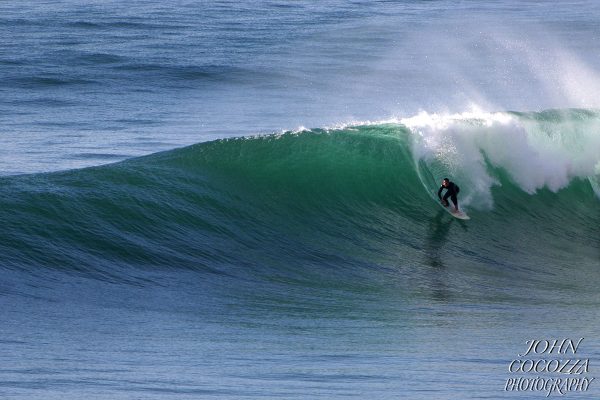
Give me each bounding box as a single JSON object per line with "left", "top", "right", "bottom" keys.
{"left": 403, "top": 108, "right": 600, "bottom": 209}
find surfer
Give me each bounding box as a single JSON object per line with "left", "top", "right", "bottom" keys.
{"left": 438, "top": 178, "right": 460, "bottom": 212}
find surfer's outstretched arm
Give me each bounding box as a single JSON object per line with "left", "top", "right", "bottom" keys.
{"left": 437, "top": 186, "right": 444, "bottom": 200}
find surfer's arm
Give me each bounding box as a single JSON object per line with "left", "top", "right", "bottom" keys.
{"left": 437, "top": 186, "right": 444, "bottom": 200}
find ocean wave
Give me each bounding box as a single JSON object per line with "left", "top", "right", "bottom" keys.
{"left": 0, "top": 109, "right": 597, "bottom": 281}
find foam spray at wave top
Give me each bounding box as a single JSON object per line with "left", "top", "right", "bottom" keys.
{"left": 398, "top": 108, "right": 600, "bottom": 209}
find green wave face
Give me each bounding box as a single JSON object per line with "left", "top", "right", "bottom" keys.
{"left": 0, "top": 110, "right": 598, "bottom": 290}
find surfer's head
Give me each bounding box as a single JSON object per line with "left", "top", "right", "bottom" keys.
{"left": 442, "top": 178, "right": 449, "bottom": 187}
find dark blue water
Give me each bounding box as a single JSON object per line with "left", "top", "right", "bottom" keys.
{"left": 1, "top": 1, "right": 600, "bottom": 399}
{"left": 2, "top": 0, "right": 600, "bottom": 175}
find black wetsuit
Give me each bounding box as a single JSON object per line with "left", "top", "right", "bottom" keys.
{"left": 438, "top": 182, "right": 459, "bottom": 209}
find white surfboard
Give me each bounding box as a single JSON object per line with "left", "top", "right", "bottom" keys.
{"left": 436, "top": 197, "right": 470, "bottom": 219}
{"left": 438, "top": 196, "right": 470, "bottom": 219}
{"left": 449, "top": 208, "right": 470, "bottom": 220}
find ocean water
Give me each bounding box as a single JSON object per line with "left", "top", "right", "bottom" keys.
{"left": 1, "top": 1, "right": 599, "bottom": 399}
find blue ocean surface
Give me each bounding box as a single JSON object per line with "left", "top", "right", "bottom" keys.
{"left": 1, "top": 1, "right": 600, "bottom": 399}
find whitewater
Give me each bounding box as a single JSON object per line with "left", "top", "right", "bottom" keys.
{"left": 1, "top": 1, "right": 599, "bottom": 399}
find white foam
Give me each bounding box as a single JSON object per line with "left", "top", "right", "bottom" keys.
{"left": 402, "top": 109, "right": 600, "bottom": 208}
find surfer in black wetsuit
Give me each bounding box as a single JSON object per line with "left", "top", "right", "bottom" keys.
{"left": 438, "top": 178, "right": 460, "bottom": 212}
